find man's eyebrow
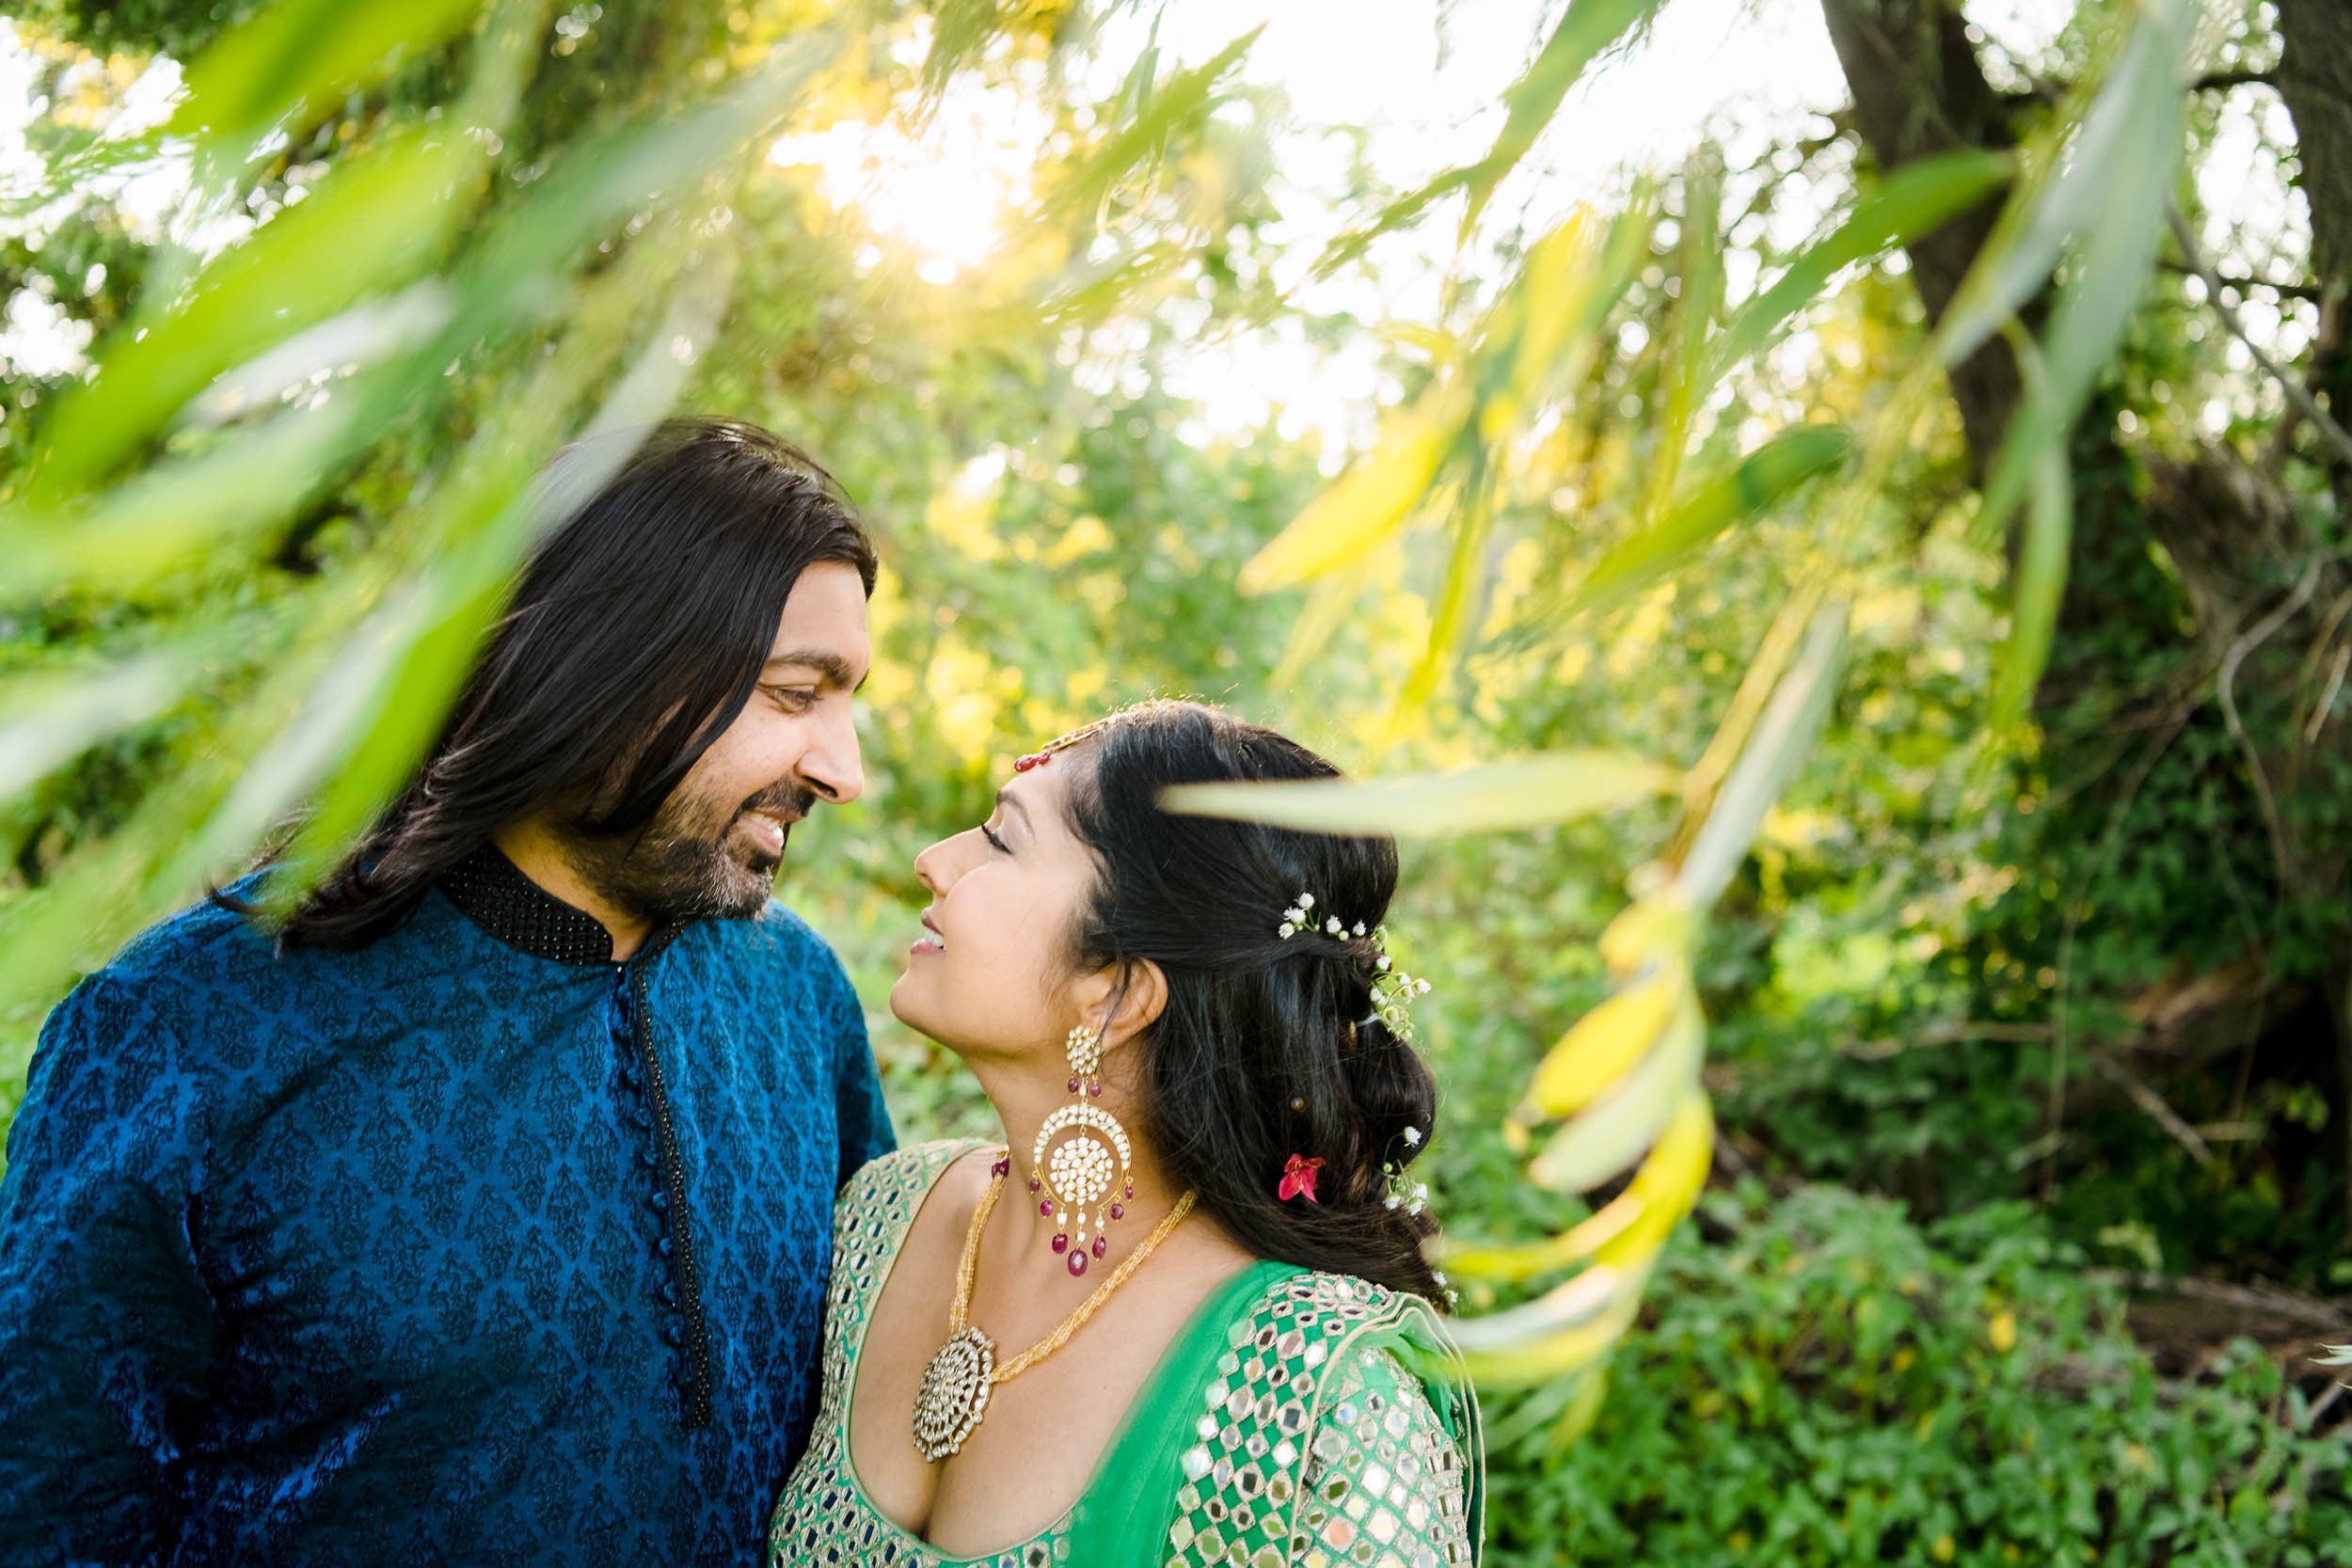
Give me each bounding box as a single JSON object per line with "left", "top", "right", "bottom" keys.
{"left": 993, "top": 787, "right": 1033, "bottom": 830}
{"left": 762, "top": 649, "right": 868, "bottom": 693}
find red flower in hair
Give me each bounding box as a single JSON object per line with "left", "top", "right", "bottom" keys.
{"left": 1278, "top": 1154, "right": 1325, "bottom": 1204}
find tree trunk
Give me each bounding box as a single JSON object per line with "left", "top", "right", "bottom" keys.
{"left": 1816, "top": 0, "right": 2352, "bottom": 1216}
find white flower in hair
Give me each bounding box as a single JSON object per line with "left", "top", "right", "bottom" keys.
{"left": 1403, "top": 1126, "right": 1422, "bottom": 1148}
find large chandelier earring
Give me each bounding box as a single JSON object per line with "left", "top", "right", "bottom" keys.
{"left": 1027, "top": 1023, "right": 1132, "bottom": 1277}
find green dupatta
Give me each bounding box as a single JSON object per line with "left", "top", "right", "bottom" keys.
{"left": 768, "top": 1140, "right": 1484, "bottom": 1567}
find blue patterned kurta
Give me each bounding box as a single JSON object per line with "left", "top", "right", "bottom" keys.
{"left": 0, "top": 851, "right": 895, "bottom": 1567}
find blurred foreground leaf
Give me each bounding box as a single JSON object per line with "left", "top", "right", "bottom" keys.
{"left": 1161, "top": 750, "right": 1677, "bottom": 836}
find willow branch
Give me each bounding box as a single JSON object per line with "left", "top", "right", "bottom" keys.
{"left": 2167, "top": 201, "right": 2352, "bottom": 469}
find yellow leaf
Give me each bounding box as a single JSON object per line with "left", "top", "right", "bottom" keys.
{"left": 1237, "top": 398, "right": 1462, "bottom": 594}
{"left": 1448, "top": 1091, "right": 1713, "bottom": 1283}
{"left": 1451, "top": 1270, "right": 1646, "bottom": 1386}
{"left": 1526, "top": 999, "right": 1702, "bottom": 1194}
{"left": 1523, "top": 969, "right": 1679, "bottom": 1119}
{"left": 1597, "top": 887, "right": 1699, "bottom": 976}
{"left": 1989, "top": 1309, "right": 2017, "bottom": 1353}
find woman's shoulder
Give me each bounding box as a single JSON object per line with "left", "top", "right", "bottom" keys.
{"left": 1164, "top": 1266, "right": 1481, "bottom": 1564}
{"left": 1218, "top": 1265, "right": 1435, "bottom": 1351}
{"left": 834, "top": 1136, "right": 993, "bottom": 1226}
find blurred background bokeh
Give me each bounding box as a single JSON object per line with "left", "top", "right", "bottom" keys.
{"left": 5, "top": 0, "right": 2350, "bottom": 1560}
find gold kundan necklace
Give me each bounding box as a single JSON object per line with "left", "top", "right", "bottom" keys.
{"left": 911, "top": 1160, "right": 1198, "bottom": 1462}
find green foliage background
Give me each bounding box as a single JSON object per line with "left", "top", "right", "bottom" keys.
{"left": 4, "top": 0, "right": 2348, "bottom": 1561}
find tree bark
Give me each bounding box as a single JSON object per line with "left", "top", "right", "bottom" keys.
{"left": 1816, "top": 0, "right": 2026, "bottom": 478}
{"left": 1816, "top": 0, "right": 2352, "bottom": 1215}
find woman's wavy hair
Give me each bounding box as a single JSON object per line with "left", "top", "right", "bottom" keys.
{"left": 240, "top": 416, "right": 877, "bottom": 949}
{"left": 1062, "top": 699, "right": 1444, "bottom": 1303}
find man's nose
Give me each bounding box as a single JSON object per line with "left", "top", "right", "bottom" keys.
{"left": 801, "top": 701, "right": 865, "bottom": 805}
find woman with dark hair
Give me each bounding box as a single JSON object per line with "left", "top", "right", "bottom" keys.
{"left": 770, "top": 700, "right": 1483, "bottom": 1566}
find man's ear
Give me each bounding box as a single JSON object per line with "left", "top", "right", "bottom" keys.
{"left": 1096, "top": 958, "right": 1168, "bottom": 1056}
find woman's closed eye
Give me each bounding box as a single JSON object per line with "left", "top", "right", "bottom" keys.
{"left": 980, "top": 821, "right": 1012, "bottom": 854}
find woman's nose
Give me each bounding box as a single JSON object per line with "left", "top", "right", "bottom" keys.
{"left": 913, "top": 839, "right": 949, "bottom": 896}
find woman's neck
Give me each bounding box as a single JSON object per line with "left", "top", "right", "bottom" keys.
{"left": 969, "top": 1054, "right": 1188, "bottom": 1269}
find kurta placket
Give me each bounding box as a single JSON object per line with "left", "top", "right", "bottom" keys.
{"left": 612, "top": 938, "right": 716, "bottom": 1429}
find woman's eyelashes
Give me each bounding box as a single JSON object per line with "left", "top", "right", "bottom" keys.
{"left": 980, "top": 821, "right": 1012, "bottom": 854}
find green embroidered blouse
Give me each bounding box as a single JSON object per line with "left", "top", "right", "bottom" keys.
{"left": 769, "top": 1140, "right": 1484, "bottom": 1567}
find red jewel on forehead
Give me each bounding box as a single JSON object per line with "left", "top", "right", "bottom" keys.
{"left": 1013, "top": 751, "right": 1052, "bottom": 772}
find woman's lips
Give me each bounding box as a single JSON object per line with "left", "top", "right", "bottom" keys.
{"left": 911, "top": 911, "right": 946, "bottom": 957}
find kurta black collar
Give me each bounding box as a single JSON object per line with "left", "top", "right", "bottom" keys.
{"left": 440, "top": 843, "right": 623, "bottom": 966}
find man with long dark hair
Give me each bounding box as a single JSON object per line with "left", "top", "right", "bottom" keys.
{"left": 0, "top": 418, "right": 896, "bottom": 1565}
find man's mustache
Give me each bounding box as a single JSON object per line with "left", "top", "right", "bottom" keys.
{"left": 741, "top": 783, "right": 817, "bottom": 822}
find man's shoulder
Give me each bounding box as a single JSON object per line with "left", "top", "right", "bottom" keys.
{"left": 90, "top": 881, "right": 283, "bottom": 1005}
{"left": 707, "top": 898, "right": 850, "bottom": 982}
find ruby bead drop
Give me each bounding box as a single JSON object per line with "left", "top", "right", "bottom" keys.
{"left": 1088, "top": 1084, "right": 1101, "bottom": 1097}
{"left": 991, "top": 1157, "right": 1010, "bottom": 1179}
{"left": 1051, "top": 1233, "right": 1069, "bottom": 1254}
{"left": 1028, "top": 1178, "right": 1041, "bottom": 1193}
{"left": 1067, "top": 1251, "right": 1089, "bottom": 1277}
{"left": 1108, "top": 1202, "right": 1123, "bottom": 1220}
{"left": 1068, "top": 1078, "right": 1080, "bottom": 1093}
{"left": 1091, "top": 1236, "right": 1107, "bottom": 1259}
{"left": 1040, "top": 1200, "right": 1054, "bottom": 1216}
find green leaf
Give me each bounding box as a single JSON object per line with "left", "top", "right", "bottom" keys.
{"left": 1159, "top": 750, "right": 1677, "bottom": 836}
{"left": 1710, "top": 149, "right": 2010, "bottom": 379}
{"left": 1677, "top": 601, "right": 1847, "bottom": 908}
{"left": 1479, "top": 188, "right": 1655, "bottom": 437}
{"left": 1967, "top": 0, "right": 2191, "bottom": 542}
{"left": 1933, "top": 0, "right": 2193, "bottom": 372}
{"left": 0, "top": 652, "right": 210, "bottom": 800}
{"left": 1237, "top": 396, "right": 1464, "bottom": 594}
{"left": 1390, "top": 486, "right": 1490, "bottom": 729}
{"left": 1311, "top": 0, "right": 1661, "bottom": 271}
{"left": 1637, "top": 152, "right": 1724, "bottom": 520}
{"left": 30, "top": 129, "right": 491, "bottom": 501}
{"left": 3, "top": 400, "right": 358, "bottom": 599}
{"left": 1459, "top": 0, "right": 1664, "bottom": 231}
{"left": 168, "top": 0, "right": 488, "bottom": 150}
{"left": 1040, "top": 26, "right": 1263, "bottom": 223}
{"left": 1987, "top": 445, "right": 2072, "bottom": 736}
{"left": 1560, "top": 426, "right": 1851, "bottom": 619}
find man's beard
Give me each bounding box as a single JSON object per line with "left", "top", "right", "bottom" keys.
{"left": 560, "top": 780, "right": 816, "bottom": 928}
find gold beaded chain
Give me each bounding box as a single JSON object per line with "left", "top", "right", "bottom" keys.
{"left": 947, "top": 1161, "right": 1199, "bottom": 1385}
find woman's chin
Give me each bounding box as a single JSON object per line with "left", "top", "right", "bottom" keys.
{"left": 885, "top": 972, "right": 934, "bottom": 1037}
